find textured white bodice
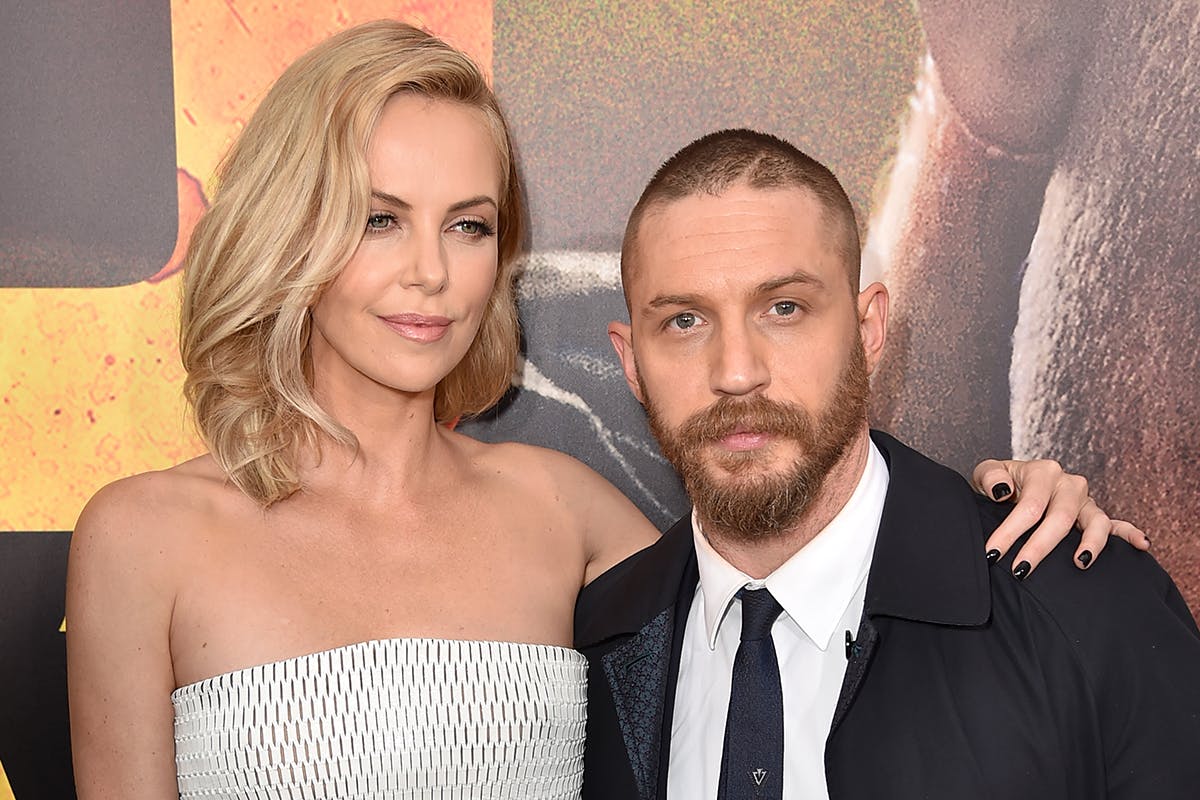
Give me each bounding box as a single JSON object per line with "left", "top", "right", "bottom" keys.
{"left": 171, "top": 638, "right": 588, "bottom": 799}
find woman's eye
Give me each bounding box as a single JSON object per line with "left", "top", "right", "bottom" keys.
{"left": 670, "top": 312, "right": 698, "bottom": 330}
{"left": 772, "top": 301, "right": 798, "bottom": 316}
{"left": 366, "top": 213, "right": 394, "bottom": 231}
{"left": 451, "top": 219, "right": 496, "bottom": 237}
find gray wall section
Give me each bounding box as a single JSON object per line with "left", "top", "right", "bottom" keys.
{"left": 459, "top": 252, "right": 690, "bottom": 529}
{"left": 0, "top": 0, "right": 177, "bottom": 287}
{"left": 493, "top": 1, "right": 922, "bottom": 252}
{"left": 0, "top": 532, "right": 74, "bottom": 799}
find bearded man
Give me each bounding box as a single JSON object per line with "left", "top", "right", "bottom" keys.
{"left": 575, "top": 129, "right": 1200, "bottom": 800}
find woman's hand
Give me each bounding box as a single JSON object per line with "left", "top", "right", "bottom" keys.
{"left": 971, "top": 458, "right": 1149, "bottom": 578}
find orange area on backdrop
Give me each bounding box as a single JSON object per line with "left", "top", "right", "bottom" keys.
{"left": 0, "top": 1, "right": 493, "bottom": 530}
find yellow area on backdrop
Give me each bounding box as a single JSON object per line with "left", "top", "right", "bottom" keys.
{"left": 0, "top": 1, "right": 492, "bottom": 531}
{"left": 0, "top": 759, "right": 13, "bottom": 800}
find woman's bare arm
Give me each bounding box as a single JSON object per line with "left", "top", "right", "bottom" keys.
{"left": 570, "top": 462, "right": 661, "bottom": 585}
{"left": 67, "top": 477, "right": 180, "bottom": 799}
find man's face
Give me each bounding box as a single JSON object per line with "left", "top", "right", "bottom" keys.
{"left": 609, "top": 184, "right": 888, "bottom": 537}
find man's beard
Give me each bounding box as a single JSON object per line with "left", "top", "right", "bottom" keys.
{"left": 644, "top": 342, "right": 870, "bottom": 540}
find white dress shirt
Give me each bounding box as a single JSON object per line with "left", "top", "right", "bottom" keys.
{"left": 667, "top": 440, "right": 889, "bottom": 800}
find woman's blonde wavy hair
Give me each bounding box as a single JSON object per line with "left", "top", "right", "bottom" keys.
{"left": 180, "top": 20, "right": 525, "bottom": 506}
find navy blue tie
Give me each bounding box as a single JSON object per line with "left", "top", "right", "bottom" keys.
{"left": 718, "top": 587, "right": 785, "bottom": 800}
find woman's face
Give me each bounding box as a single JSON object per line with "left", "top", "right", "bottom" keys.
{"left": 310, "top": 94, "right": 503, "bottom": 404}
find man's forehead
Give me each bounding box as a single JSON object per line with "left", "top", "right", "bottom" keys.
{"left": 641, "top": 183, "right": 824, "bottom": 228}
{"left": 635, "top": 186, "right": 833, "bottom": 264}
{"left": 627, "top": 186, "right": 837, "bottom": 292}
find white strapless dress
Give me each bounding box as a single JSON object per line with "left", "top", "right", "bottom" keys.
{"left": 171, "top": 638, "right": 587, "bottom": 799}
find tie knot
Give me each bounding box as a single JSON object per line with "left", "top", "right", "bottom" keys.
{"left": 737, "top": 587, "right": 783, "bottom": 641}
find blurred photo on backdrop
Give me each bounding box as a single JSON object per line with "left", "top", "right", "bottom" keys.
{"left": 61, "top": 18, "right": 1147, "bottom": 800}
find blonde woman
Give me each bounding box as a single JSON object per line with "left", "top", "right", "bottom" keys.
{"left": 66, "top": 20, "right": 1138, "bottom": 799}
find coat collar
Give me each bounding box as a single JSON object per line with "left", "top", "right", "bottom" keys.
{"left": 864, "top": 430, "right": 991, "bottom": 626}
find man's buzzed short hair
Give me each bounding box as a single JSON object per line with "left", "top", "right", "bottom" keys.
{"left": 621, "top": 129, "right": 861, "bottom": 295}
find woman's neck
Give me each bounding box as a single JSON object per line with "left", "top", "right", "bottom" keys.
{"left": 303, "top": 375, "right": 454, "bottom": 505}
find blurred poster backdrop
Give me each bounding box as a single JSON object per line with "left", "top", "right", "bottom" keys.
{"left": 0, "top": 1, "right": 1195, "bottom": 795}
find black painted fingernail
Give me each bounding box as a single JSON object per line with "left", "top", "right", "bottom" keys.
{"left": 992, "top": 482, "right": 1012, "bottom": 501}
{"left": 1077, "top": 550, "right": 1093, "bottom": 567}
{"left": 1013, "top": 560, "right": 1031, "bottom": 580}
{"left": 985, "top": 549, "right": 1001, "bottom": 565}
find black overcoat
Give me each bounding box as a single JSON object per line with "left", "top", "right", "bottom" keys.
{"left": 575, "top": 432, "right": 1200, "bottom": 799}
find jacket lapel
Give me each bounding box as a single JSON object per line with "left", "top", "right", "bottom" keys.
{"left": 577, "top": 515, "right": 699, "bottom": 800}
{"left": 602, "top": 606, "right": 674, "bottom": 800}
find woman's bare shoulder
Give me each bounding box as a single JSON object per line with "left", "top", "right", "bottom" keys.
{"left": 73, "top": 454, "right": 238, "bottom": 554}
{"left": 456, "top": 435, "right": 659, "bottom": 581}
{"left": 459, "top": 436, "right": 614, "bottom": 493}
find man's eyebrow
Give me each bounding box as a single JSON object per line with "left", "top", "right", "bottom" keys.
{"left": 369, "top": 190, "right": 498, "bottom": 214}
{"left": 645, "top": 293, "right": 702, "bottom": 311}
{"left": 755, "top": 270, "right": 825, "bottom": 294}
{"left": 643, "top": 271, "right": 825, "bottom": 312}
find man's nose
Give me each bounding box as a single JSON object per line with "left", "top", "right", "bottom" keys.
{"left": 709, "top": 323, "right": 770, "bottom": 397}
{"left": 400, "top": 230, "right": 449, "bottom": 294}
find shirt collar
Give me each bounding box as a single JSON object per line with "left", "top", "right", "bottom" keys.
{"left": 692, "top": 439, "right": 890, "bottom": 651}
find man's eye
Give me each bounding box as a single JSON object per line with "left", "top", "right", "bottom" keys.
{"left": 670, "top": 313, "right": 697, "bottom": 330}
{"left": 772, "top": 301, "right": 798, "bottom": 316}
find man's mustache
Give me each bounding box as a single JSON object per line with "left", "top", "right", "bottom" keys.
{"left": 678, "top": 395, "right": 814, "bottom": 444}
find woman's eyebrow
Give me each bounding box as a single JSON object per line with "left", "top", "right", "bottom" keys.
{"left": 369, "top": 190, "right": 498, "bottom": 214}
{"left": 370, "top": 189, "right": 410, "bottom": 209}
{"left": 448, "top": 195, "right": 498, "bottom": 213}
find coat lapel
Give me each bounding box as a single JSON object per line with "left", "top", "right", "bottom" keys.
{"left": 576, "top": 515, "right": 699, "bottom": 800}
{"left": 602, "top": 606, "right": 674, "bottom": 800}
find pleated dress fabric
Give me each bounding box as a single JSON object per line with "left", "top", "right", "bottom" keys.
{"left": 172, "top": 638, "right": 588, "bottom": 799}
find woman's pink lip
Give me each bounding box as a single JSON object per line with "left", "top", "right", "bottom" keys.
{"left": 718, "top": 431, "right": 773, "bottom": 451}
{"left": 379, "top": 314, "right": 451, "bottom": 343}
{"left": 381, "top": 313, "right": 451, "bottom": 325}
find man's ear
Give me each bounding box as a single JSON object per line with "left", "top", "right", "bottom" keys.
{"left": 607, "top": 320, "right": 645, "bottom": 404}
{"left": 857, "top": 282, "right": 889, "bottom": 375}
